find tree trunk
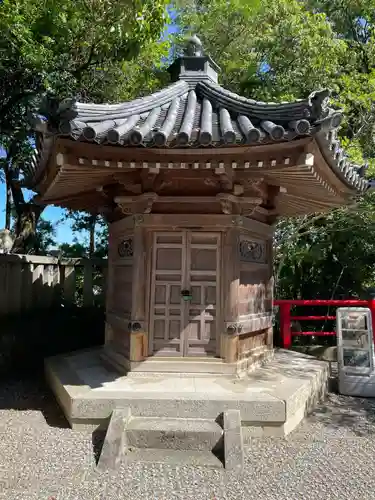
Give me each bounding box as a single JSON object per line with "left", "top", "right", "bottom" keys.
{"left": 8, "top": 174, "right": 44, "bottom": 254}
{"left": 0, "top": 140, "right": 44, "bottom": 253}
{"left": 5, "top": 181, "right": 12, "bottom": 230}
{"left": 11, "top": 203, "right": 43, "bottom": 254}
{"left": 89, "top": 214, "right": 96, "bottom": 257}
{"left": 0, "top": 156, "right": 13, "bottom": 230}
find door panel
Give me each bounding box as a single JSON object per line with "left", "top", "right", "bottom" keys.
{"left": 149, "top": 231, "right": 220, "bottom": 357}
{"left": 149, "top": 233, "right": 186, "bottom": 356}
{"left": 185, "top": 232, "right": 220, "bottom": 356}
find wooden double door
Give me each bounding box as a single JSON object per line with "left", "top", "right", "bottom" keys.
{"left": 149, "top": 231, "right": 221, "bottom": 357}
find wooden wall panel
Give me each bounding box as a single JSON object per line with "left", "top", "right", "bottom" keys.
{"left": 106, "top": 223, "right": 133, "bottom": 316}
{"left": 106, "top": 223, "right": 134, "bottom": 356}
{"left": 237, "top": 330, "right": 267, "bottom": 359}
{"left": 237, "top": 265, "right": 273, "bottom": 333}
{"left": 105, "top": 314, "right": 131, "bottom": 358}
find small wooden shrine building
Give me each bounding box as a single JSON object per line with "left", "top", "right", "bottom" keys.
{"left": 26, "top": 36, "right": 368, "bottom": 376}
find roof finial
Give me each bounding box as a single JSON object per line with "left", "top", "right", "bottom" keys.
{"left": 185, "top": 35, "right": 203, "bottom": 57}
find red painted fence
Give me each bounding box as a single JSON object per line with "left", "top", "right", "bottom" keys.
{"left": 274, "top": 299, "right": 375, "bottom": 349}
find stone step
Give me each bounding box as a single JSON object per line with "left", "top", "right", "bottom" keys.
{"left": 126, "top": 417, "right": 223, "bottom": 451}
{"left": 97, "top": 409, "right": 243, "bottom": 472}
{"left": 126, "top": 447, "right": 224, "bottom": 468}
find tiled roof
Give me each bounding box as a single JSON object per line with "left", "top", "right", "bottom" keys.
{"left": 48, "top": 80, "right": 341, "bottom": 148}
{"left": 30, "top": 35, "right": 368, "bottom": 193}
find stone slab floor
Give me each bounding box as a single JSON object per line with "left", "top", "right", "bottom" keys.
{"left": 1, "top": 373, "right": 375, "bottom": 500}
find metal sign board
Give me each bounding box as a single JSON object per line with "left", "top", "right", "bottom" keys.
{"left": 337, "top": 307, "right": 374, "bottom": 376}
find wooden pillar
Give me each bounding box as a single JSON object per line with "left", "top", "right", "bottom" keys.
{"left": 221, "top": 227, "right": 240, "bottom": 363}
{"left": 129, "top": 225, "right": 148, "bottom": 361}
{"left": 279, "top": 303, "right": 292, "bottom": 349}
{"left": 220, "top": 333, "right": 239, "bottom": 363}
{"left": 266, "top": 237, "right": 274, "bottom": 348}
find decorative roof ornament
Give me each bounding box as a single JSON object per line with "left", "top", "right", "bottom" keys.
{"left": 167, "top": 33, "right": 220, "bottom": 84}
{"left": 308, "top": 89, "right": 330, "bottom": 119}
{"left": 184, "top": 35, "right": 204, "bottom": 57}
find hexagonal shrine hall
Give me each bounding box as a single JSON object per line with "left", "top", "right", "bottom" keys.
{"left": 26, "top": 38, "right": 368, "bottom": 448}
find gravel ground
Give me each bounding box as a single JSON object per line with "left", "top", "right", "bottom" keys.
{"left": 1, "top": 374, "right": 375, "bottom": 500}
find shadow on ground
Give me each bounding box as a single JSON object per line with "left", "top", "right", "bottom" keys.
{"left": 0, "top": 372, "right": 70, "bottom": 429}
{"left": 0, "top": 306, "right": 105, "bottom": 429}
{"left": 303, "top": 391, "right": 375, "bottom": 437}
{"left": 92, "top": 428, "right": 106, "bottom": 464}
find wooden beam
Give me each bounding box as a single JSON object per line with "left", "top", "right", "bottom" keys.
{"left": 140, "top": 167, "right": 160, "bottom": 191}
{"left": 58, "top": 136, "right": 311, "bottom": 160}
{"left": 214, "top": 164, "right": 234, "bottom": 190}
{"left": 113, "top": 173, "right": 142, "bottom": 194}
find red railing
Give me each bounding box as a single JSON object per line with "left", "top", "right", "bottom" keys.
{"left": 274, "top": 299, "right": 375, "bottom": 349}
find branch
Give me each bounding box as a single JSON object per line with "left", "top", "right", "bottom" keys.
{"left": 321, "top": 265, "right": 345, "bottom": 332}
{"left": 72, "top": 44, "right": 96, "bottom": 82}
{"left": 0, "top": 89, "right": 37, "bottom": 127}
{"left": 346, "top": 8, "right": 370, "bottom": 73}
{"left": 273, "top": 206, "right": 373, "bottom": 286}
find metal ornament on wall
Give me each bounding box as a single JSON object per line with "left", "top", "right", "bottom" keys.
{"left": 134, "top": 215, "right": 144, "bottom": 226}
{"left": 226, "top": 323, "right": 243, "bottom": 335}
{"left": 118, "top": 238, "right": 133, "bottom": 258}
{"left": 231, "top": 216, "right": 243, "bottom": 227}
{"left": 239, "top": 239, "right": 267, "bottom": 263}
{"left": 128, "top": 321, "right": 142, "bottom": 332}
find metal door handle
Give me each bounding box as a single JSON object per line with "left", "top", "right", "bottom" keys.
{"left": 181, "top": 289, "right": 192, "bottom": 301}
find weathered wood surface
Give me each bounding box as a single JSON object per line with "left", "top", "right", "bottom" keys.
{"left": 0, "top": 254, "right": 107, "bottom": 316}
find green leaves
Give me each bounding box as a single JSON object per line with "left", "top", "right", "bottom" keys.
{"left": 175, "top": 0, "right": 375, "bottom": 166}
{"left": 61, "top": 209, "right": 108, "bottom": 258}
{"left": 275, "top": 192, "right": 375, "bottom": 300}
{"left": 0, "top": 0, "right": 170, "bottom": 130}
{"left": 174, "top": 0, "right": 375, "bottom": 303}
{"left": 175, "top": 0, "right": 346, "bottom": 99}
{"left": 0, "top": 0, "right": 170, "bottom": 251}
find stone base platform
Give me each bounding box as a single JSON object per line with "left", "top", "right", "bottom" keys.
{"left": 45, "top": 348, "right": 329, "bottom": 438}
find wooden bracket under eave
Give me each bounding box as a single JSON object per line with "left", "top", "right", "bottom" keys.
{"left": 112, "top": 173, "right": 143, "bottom": 194}
{"left": 262, "top": 184, "right": 287, "bottom": 211}
{"left": 216, "top": 193, "right": 263, "bottom": 215}
{"left": 214, "top": 165, "right": 234, "bottom": 191}
{"left": 140, "top": 166, "right": 161, "bottom": 191}
{"left": 115, "top": 193, "right": 158, "bottom": 215}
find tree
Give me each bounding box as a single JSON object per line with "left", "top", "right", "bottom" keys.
{"left": 0, "top": 0, "right": 170, "bottom": 252}
{"left": 61, "top": 210, "right": 108, "bottom": 258}
{"left": 174, "top": 0, "right": 375, "bottom": 173}
{"left": 273, "top": 192, "right": 375, "bottom": 342}
{"left": 9, "top": 208, "right": 57, "bottom": 254}
{"left": 175, "top": 0, "right": 375, "bottom": 330}
{"left": 31, "top": 218, "right": 57, "bottom": 255}
{"left": 305, "top": 0, "right": 375, "bottom": 172}
{"left": 175, "top": 1, "right": 345, "bottom": 96}
{"left": 58, "top": 242, "right": 88, "bottom": 259}
{"left": 275, "top": 193, "right": 375, "bottom": 300}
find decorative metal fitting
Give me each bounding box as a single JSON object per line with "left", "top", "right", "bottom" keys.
{"left": 118, "top": 238, "right": 133, "bottom": 258}
{"left": 128, "top": 321, "right": 142, "bottom": 332}
{"left": 134, "top": 215, "right": 144, "bottom": 226}
{"left": 226, "top": 324, "right": 237, "bottom": 335}
{"left": 239, "top": 239, "right": 266, "bottom": 263}
{"left": 231, "top": 216, "right": 243, "bottom": 226}
{"left": 226, "top": 323, "right": 243, "bottom": 335}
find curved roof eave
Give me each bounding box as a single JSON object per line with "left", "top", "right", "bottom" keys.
{"left": 25, "top": 35, "right": 368, "bottom": 195}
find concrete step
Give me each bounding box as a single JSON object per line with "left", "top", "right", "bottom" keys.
{"left": 126, "top": 447, "right": 224, "bottom": 468}
{"left": 126, "top": 417, "right": 223, "bottom": 451}
{"left": 97, "top": 409, "right": 243, "bottom": 472}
